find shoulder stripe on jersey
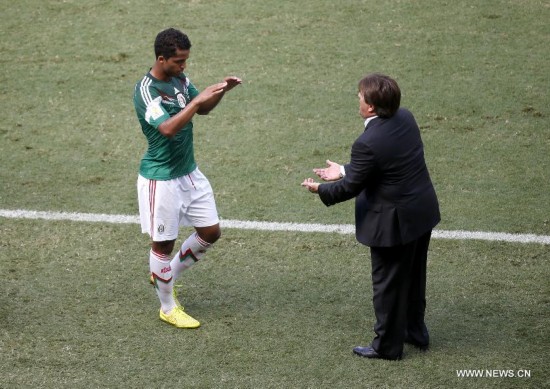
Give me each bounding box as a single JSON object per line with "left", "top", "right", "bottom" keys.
{"left": 139, "top": 76, "right": 153, "bottom": 105}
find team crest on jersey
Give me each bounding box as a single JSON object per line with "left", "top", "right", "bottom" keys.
{"left": 173, "top": 86, "right": 187, "bottom": 108}
{"left": 177, "top": 93, "right": 186, "bottom": 108}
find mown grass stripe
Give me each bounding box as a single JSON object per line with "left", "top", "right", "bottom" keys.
{"left": 1, "top": 208, "right": 549, "bottom": 245}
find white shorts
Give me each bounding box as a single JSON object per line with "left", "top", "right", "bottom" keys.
{"left": 137, "top": 167, "right": 219, "bottom": 241}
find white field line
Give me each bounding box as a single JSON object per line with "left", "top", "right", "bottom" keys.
{"left": 1, "top": 208, "right": 549, "bottom": 245}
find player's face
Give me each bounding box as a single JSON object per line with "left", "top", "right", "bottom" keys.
{"left": 161, "top": 48, "right": 190, "bottom": 77}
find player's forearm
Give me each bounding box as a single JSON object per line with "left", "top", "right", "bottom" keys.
{"left": 158, "top": 101, "right": 201, "bottom": 137}
{"left": 197, "top": 92, "right": 225, "bottom": 115}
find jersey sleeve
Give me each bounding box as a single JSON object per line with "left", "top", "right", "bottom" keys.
{"left": 134, "top": 81, "right": 170, "bottom": 129}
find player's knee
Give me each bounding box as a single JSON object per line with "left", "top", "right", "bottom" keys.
{"left": 208, "top": 227, "right": 221, "bottom": 244}
{"left": 197, "top": 225, "right": 221, "bottom": 244}
{"left": 215, "top": 228, "right": 222, "bottom": 242}
{"left": 152, "top": 240, "right": 175, "bottom": 255}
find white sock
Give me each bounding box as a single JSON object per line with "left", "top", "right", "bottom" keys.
{"left": 150, "top": 249, "right": 177, "bottom": 314}
{"left": 171, "top": 232, "right": 212, "bottom": 281}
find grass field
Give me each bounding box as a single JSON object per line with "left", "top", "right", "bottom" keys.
{"left": 1, "top": 0, "right": 549, "bottom": 388}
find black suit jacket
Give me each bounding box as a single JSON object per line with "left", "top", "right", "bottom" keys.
{"left": 318, "top": 108, "right": 440, "bottom": 247}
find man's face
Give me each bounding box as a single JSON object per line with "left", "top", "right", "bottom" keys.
{"left": 358, "top": 92, "right": 375, "bottom": 119}
{"left": 159, "top": 48, "right": 190, "bottom": 78}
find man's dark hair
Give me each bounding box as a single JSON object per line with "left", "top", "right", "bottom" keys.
{"left": 358, "top": 73, "right": 401, "bottom": 118}
{"left": 154, "top": 28, "right": 192, "bottom": 60}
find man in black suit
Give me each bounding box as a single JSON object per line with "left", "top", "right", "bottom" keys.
{"left": 302, "top": 73, "right": 440, "bottom": 360}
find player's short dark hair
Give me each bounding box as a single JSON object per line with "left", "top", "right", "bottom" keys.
{"left": 358, "top": 73, "right": 401, "bottom": 118}
{"left": 154, "top": 28, "right": 192, "bottom": 60}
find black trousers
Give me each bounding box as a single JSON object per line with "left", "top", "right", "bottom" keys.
{"left": 369, "top": 231, "right": 432, "bottom": 358}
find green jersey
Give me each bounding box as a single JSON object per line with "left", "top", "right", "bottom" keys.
{"left": 133, "top": 72, "right": 200, "bottom": 180}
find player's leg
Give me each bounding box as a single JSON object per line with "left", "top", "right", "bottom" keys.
{"left": 151, "top": 240, "right": 200, "bottom": 328}
{"left": 138, "top": 176, "right": 181, "bottom": 310}
{"left": 149, "top": 239, "right": 177, "bottom": 313}
{"left": 170, "top": 168, "right": 221, "bottom": 281}
{"left": 170, "top": 226, "right": 219, "bottom": 279}
{"left": 138, "top": 175, "right": 199, "bottom": 328}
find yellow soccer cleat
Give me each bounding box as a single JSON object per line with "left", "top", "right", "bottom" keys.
{"left": 150, "top": 274, "right": 184, "bottom": 310}
{"left": 159, "top": 306, "right": 200, "bottom": 329}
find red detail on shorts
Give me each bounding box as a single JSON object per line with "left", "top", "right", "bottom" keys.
{"left": 149, "top": 180, "right": 157, "bottom": 236}
{"left": 187, "top": 174, "right": 197, "bottom": 190}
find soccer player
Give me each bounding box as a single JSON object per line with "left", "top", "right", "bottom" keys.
{"left": 133, "top": 28, "right": 241, "bottom": 328}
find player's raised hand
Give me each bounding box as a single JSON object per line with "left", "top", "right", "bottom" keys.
{"left": 313, "top": 160, "right": 342, "bottom": 181}
{"left": 193, "top": 82, "right": 227, "bottom": 105}
{"left": 222, "top": 76, "right": 242, "bottom": 91}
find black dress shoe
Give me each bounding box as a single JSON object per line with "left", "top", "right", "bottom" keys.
{"left": 353, "top": 345, "right": 402, "bottom": 361}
